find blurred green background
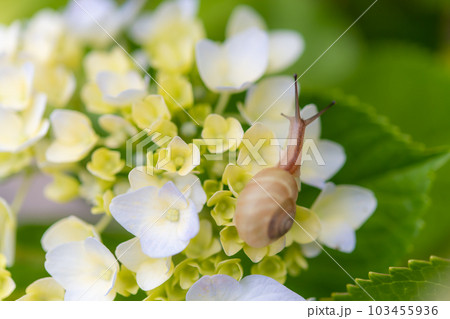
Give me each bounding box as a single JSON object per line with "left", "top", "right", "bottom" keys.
{"left": 1, "top": 0, "right": 449, "bottom": 299}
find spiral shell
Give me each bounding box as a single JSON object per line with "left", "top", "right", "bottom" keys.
{"left": 234, "top": 167, "right": 299, "bottom": 248}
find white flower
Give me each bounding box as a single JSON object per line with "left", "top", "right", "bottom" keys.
{"left": 128, "top": 167, "right": 206, "bottom": 213}
{"left": 300, "top": 104, "right": 346, "bottom": 188}
{"left": 41, "top": 216, "right": 100, "bottom": 252}
{"left": 0, "top": 198, "right": 15, "bottom": 267}
{"left": 0, "top": 21, "right": 20, "bottom": 60}
{"left": 96, "top": 71, "right": 147, "bottom": 106}
{"left": 226, "top": 5, "right": 304, "bottom": 74}
{"left": 303, "top": 183, "right": 377, "bottom": 256}
{"left": 45, "top": 237, "right": 119, "bottom": 301}
{"left": 64, "top": 0, "right": 144, "bottom": 47}
{"left": 0, "top": 93, "right": 49, "bottom": 153}
{"left": 0, "top": 62, "right": 34, "bottom": 111}
{"left": 45, "top": 109, "right": 98, "bottom": 163}
{"left": 110, "top": 181, "right": 200, "bottom": 258}
{"left": 196, "top": 28, "right": 269, "bottom": 92}
{"left": 238, "top": 76, "right": 296, "bottom": 140}
{"left": 186, "top": 274, "right": 304, "bottom": 301}
{"left": 116, "top": 238, "right": 173, "bottom": 291}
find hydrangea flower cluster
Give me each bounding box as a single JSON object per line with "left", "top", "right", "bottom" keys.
{"left": 0, "top": 0, "right": 377, "bottom": 301}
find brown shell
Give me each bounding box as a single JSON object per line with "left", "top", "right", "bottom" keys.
{"left": 234, "top": 167, "right": 298, "bottom": 248}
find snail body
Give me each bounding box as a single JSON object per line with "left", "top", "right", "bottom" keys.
{"left": 234, "top": 75, "right": 335, "bottom": 248}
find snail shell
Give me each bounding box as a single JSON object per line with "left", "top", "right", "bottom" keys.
{"left": 234, "top": 167, "right": 298, "bottom": 248}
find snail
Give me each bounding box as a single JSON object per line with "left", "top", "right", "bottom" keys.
{"left": 233, "top": 74, "right": 335, "bottom": 248}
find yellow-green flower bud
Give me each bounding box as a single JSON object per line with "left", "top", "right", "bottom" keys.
{"left": 87, "top": 147, "right": 125, "bottom": 181}
{"left": 158, "top": 73, "right": 193, "bottom": 112}
{"left": 222, "top": 164, "right": 252, "bottom": 197}
{"left": 216, "top": 258, "right": 243, "bottom": 281}
{"left": 284, "top": 244, "right": 308, "bottom": 277}
{"left": 207, "top": 191, "right": 236, "bottom": 226}
{"left": 132, "top": 95, "right": 171, "bottom": 130}
{"left": 203, "top": 179, "right": 223, "bottom": 200}
{"left": 115, "top": 266, "right": 139, "bottom": 297}
{"left": 174, "top": 259, "right": 201, "bottom": 290}
{"left": 184, "top": 219, "right": 221, "bottom": 259}
{"left": 17, "top": 277, "right": 64, "bottom": 301}
{"left": 44, "top": 173, "right": 79, "bottom": 203}
{"left": 201, "top": 114, "right": 244, "bottom": 153}
{"left": 251, "top": 255, "right": 287, "bottom": 284}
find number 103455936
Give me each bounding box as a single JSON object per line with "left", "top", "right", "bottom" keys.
{"left": 368, "top": 305, "right": 438, "bottom": 316}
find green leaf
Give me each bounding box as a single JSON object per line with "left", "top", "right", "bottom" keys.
{"left": 341, "top": 42, "right": 450, "bottom": 260}
{"left": 284, "top": 91, "right": 450, "bottom": 298}
{"left": 332, "top": 256, "right": 450, "bottom": 301}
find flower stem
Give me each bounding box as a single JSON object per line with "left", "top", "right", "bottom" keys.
{"left": 11, "top": 172, "right": 33, "bottom": 215}
{"left": 215, "top": 92, "right": 231, "bottom": 114}
{"left": 95, "top": 214, "right": 112, "bottom": 233}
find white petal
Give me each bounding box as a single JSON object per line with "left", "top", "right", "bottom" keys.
{"left": 46, "top": 110, "right": 97, "bottom": 163}
{"left": 128, "top": 167, "right": 162, "bottom": 190}
{"left": 15, "top": 120, "right": 49, "bottom": 153}
{"left": 266, "top": 30, "right": 304, "bottom": 74}
{"left": 115, "top": 238, "right": 147, "bottom": 272}
{"left": 0, "top": 63, "right": 34, "bottom": 111}
{"left": 45, "top": 238, "right": 118, "bottom": 301}
{"left": 0, "top": 21, "right": 20, "bottom": 57}
{"left": 41, "top": 216, "right": 100, "bottom": 252}
{"left": 186, "top": 274, "right": 304, "bottom": 301}
{"left": 138, "top": 201, "right": 199, "bottom": 258}
{"left": 226, "top": 5, "right": 266, "bottom": 38}
{"left": 186, "top": 275, "right": 241, "bottom": 301}
{"left": 136, "top": 259, "right": 172, "bottom": 291}
{"left": 172, "top": 174, "right": 206, "bottom": 213}
{"left": 239, "top": 275, "right": 305, "bottom": 301}
{"left": 116, "top": 238, "right": 172, "bottom": 291}
{"left": 97, "top": 71, "right": 147, "bottom": 106}
{"left": 196, "top": 28, "right": 269, "bottom": 92}
{"left": 176, "top": 200, "right": 200, "bottom": 241}
{"left": 110, "top": 185, "right": 160, "bottom": 238}
{"left": 312, "top": 183, "right": 377, "bottom": 230}
{"left": 175, "top": 0, "right": 199, "bottom": 18}
{"left": 108, "top": 0, "right": 145, "bottom": 35}
{"left": 225, "top": 28, "right": 269, "bottom": 90}
{"left": 318, "top": 221, "right": 356, "bottom": 253}
{"left": 301, "top": 242, "right": 322, "bottom": 258}
{"left": 195, "top": 40, "right": 225, "bottom": 92}
{"left": 241, "top": 76, "right": 295, "bottom": 139}
{"left": 23, "top": 93, "right": 47, "bottom": 137}
{"left": 129, "top": 169, "right": 206, "bottom": 213}
{"left": 64, "top": 0, "right": 141, "bottom": 46}
{"left": 301, "top": 140, "right": 346, "bottom": 189}
{"left": 0, "top": 108, "right": 23, "bottom": 152}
